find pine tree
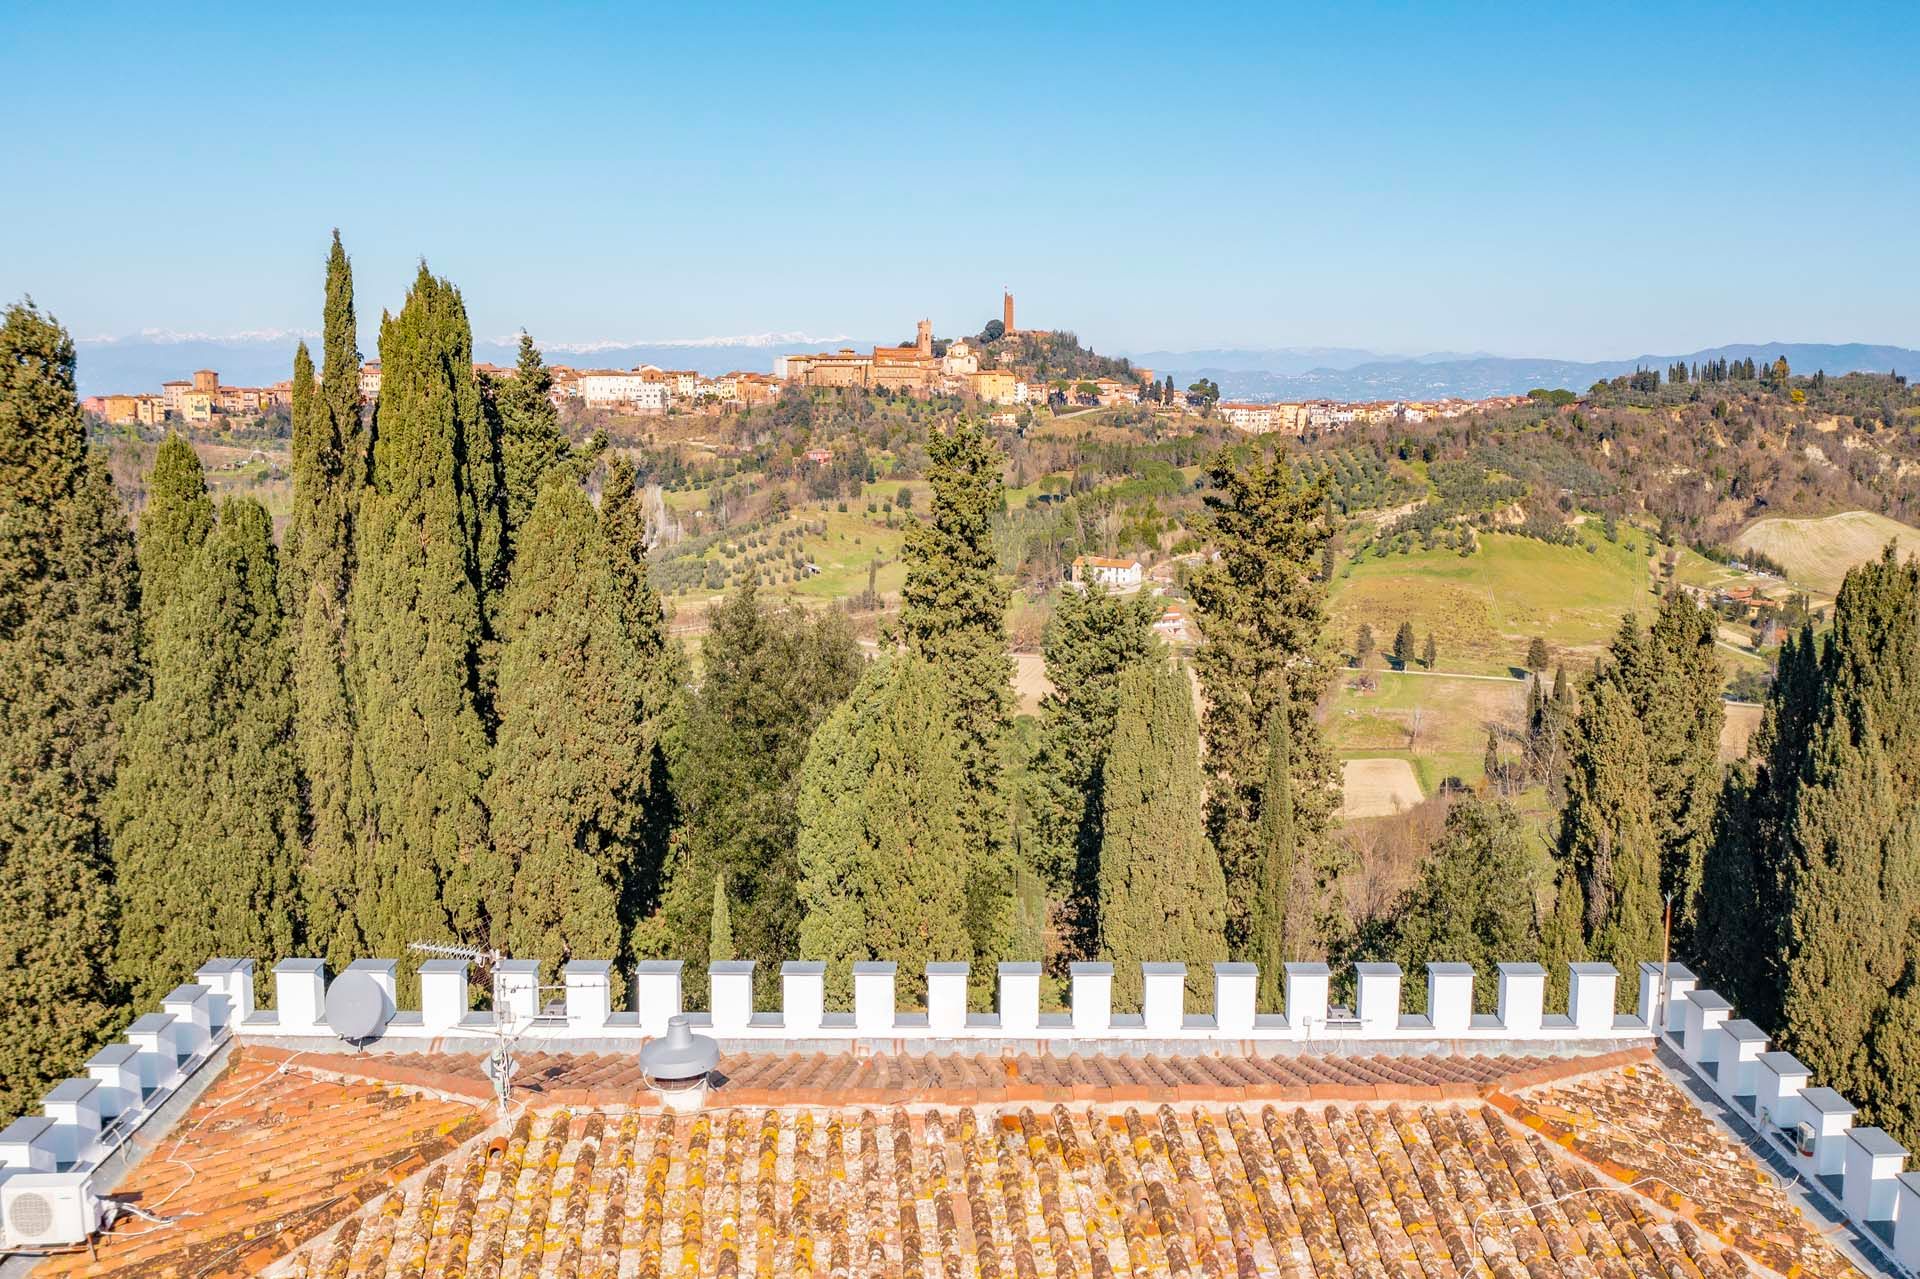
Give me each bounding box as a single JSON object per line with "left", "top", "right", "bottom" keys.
{"left": 1188, "top": 449, "right": 1340, "bottom": 958}
{"left": 346, "top": 265, "right": 504, "bottom": 962}
{"left": 137, "top": 433, "right": 212, "bottom": 634}
{"left": 1557, "top": 677, "right": 1664, "bottom": 982}
{"left": 1249, "top": 706, "right": 1295, "bottom": 1005}
{"left": 1030, "top": 584, "right": 1158, "bottom": 950}
{"left": 1098, "top": 659, "right": 1227, "bottom": 1008}
{"left": 709, "top": 872, "right": 734, "bottom": 963}
{"left": 1354, "top": 623, "right": 1375, "bottom": 665}
{"left": 111, "top": 498, "right": 300, "bottom": 1004}
{"left": 0, "top": 302, "right": 143, "bottom": 1117}
{"left": 796, "top": 654, "right": 973, "bottom": 1005}
{"left": 647, "top": 582, "right": 861, "bottom": 999}
{"left": 1526, "top": 636, "right": 1550, "bottom": 674}
{"left": 286, "top": 235, "right": 363, "bottom": 966}
{"left": 488, "top": 474, "right": 648, "bottom": 985}
{"left": 492, "top": 332, "right": 571, "bottom": 553}
{"left": 1777, "top": 549, "right": 1920, "bottom": 1145}
{"left": 1368, "top": 798, "right": 1547, "bottom": 1011}
{"left": 1391, "top": 620, "right": 1416, "bottom": 666}
{"left": 897, "top": 417, "right": 1016, "bottom": 982}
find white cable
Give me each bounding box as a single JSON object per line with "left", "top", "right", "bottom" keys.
{"left": 1471, "top": 1174, "right": 1665, "bottom": 1227}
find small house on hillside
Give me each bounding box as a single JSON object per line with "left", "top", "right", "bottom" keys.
{"left": 1069, "top": 555, "right": 1144, "bottom": 591}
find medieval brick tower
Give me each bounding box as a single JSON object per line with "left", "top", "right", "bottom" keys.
{"left": 916, "top": 318, "right": 932, "bottom": 357}
{"left": 1002, "top": 290, "right": 1015, "bottom": 336}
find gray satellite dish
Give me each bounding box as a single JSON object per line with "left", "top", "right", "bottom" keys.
{"left": 324, "top": 971, "right": 395, "bottom": 1042}
{"left": 640, "top": 1015, "right": 718, "bottom": 1082}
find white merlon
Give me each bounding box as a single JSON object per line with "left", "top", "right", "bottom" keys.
{"left": 1714, "top": 1018, "right": 1768, "bottom": 1098}
{"left": 1355, "top": 963, "right": 1402, "bottom": 1033}
{"left": 782, "top": 962, "right": 825, "bottom": 1034}
{"left": 709, "top": 961, "right": 755, "bottom": 1034}
{"left": 565, "top": 960, "right": 614, "bottom": 1031}
{"left": 634, "top": 961, "right": 682, "bottom": 1035}
{"left": 1681, "top": 987, "right": 1732, "bottom": 1071}
{"left": 998, "top": 962, "right": 1041, "bottom": 1035}
{"left": 1799, "top": 1087, "right": 1856, "bottom": 1178}
{"left": 493, "top": 959, "right": 540, "bottom": 1025}
{"left": 1424, "top": 962, "right": 1473, "bottom": 1035}
{"left": 1894, "top": 1171, "right": 1920, "bottom": 1271}
{"left": 1662, "top": 963, "right": 1697, "bottom": 1034}
{"left": 925, "top": 963, "right": 968, "bottom": 1034}
{"left": 1498, "top": 962, "right": 1546, "bottom": 1034}
{"left": 1841, "top": 1126, "right": 1906, "bottom": 1224}
{"left": 1069, "top": 962, "right": 1113, "bottom": 1033}
{"left": 853, "top": 961, "right": 896, "bottom": 1034}
{"left": 274, "top": 958, "right": 326, "bottom": 1032}
{"left": 1213, "top": 962, "right": 1258, "bottom": 1036}
{"left": 1141, "top": 962, "right": 1186, "bottom": 1033}
{"left": 419, "top": 958, "right": 470, "bottom": 1031}
{"left": 1567, "top": 963, "right": 1619, "bottom": 1034}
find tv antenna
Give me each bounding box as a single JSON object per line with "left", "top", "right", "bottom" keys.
{"left": 409, "top": 940, "right": 521, "bottom": 1120}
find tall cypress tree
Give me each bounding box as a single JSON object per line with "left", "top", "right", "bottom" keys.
{"left": 1030, "top": 584, "right": 1158, "bottom": 951}
{"left": 709, "top": 872, "right": 734, "bottom": 964}
{"left": 1097, "top": 658, "right": 1227, "bottom": 1008}
{"left": 347, "top": 266, "right": 503, "bottom": 960}
{"left": 600, "top": 454, "right": 682, "bottom": 920}
{"left": 488, "top": 473, "right": 648, "bottom": 985}
{"left": 796, "top": 654, "right": 973, "bottom": 1006}
{"left": 1557, "top": 677, "right": 1664, "bottom": 981}
{"left": 1188, "top": 449, "right": 1340, "bottom": 961}
{"left": 1778, "top": 549, "right": 1920, "bottom": 1146}
{"left": 897, "top": 417, "right": 1017, "bottom": 981}
{"left": 0, "top": 302, "right": 143, "bottom": 1117}
{"left": 287, "top": 235, "right": 363, "bottom": 966}
{"left": 493, "top": 332, "right": 570, "bottom": 551}
{"left": 137, "top": 433, "right": 212, "bottom": 634}
{"left": 1249, "top": 704, "right": 1296, "bottom": 1004}
{"left": 111, "top": 498, "right": 300, "bottom": 1004}
{"left": 1630, "top": 594, "right": 1725, "bottom": 931}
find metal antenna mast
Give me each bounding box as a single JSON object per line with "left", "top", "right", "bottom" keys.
{"left": 408, "top": 941, "right": 519, "bottom": 1120}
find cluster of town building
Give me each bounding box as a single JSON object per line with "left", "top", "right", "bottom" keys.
{"left": 1214, "top": 394, "right": 1530, "bottom": 435}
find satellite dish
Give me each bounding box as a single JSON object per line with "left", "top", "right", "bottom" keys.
{"left": 324, "top": 971, "right": 395, "bottom": 1042}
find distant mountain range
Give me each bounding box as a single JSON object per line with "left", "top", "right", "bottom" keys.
{"left": 1125, "top": 343, "right": 1920, "bottom": 402}
{"left": 70, "top": 331, "right": 1920, "bottom": 403}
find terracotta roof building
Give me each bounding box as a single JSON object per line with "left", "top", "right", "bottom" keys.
{"left": 1, "top": 955, "right": 1911, "bottom": 1277}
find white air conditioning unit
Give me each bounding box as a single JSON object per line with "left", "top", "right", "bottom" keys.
{"left": 2, "top": 1174, "right": 100, "bottom": 1249}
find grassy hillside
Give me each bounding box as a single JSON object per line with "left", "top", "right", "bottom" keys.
{"left": 1738, "top": 510, "right": 1920, "bottom": 594}
{"left": 1329, "top": 532, "right": 1655, "bottom": 676}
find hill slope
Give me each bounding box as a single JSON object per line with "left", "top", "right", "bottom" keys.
{"left": 1739, "top": 511, "right": 1920, "bottom": 594}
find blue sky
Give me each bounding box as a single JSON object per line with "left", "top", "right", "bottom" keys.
{"left": 4, "top": 2, "right": 1916, "bottom": 357}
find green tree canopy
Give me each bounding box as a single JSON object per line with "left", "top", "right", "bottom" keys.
{"left": 136, "top": 433, "right": 213, "bottom": 633}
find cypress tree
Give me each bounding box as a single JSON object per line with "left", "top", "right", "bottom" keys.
{"left": 709, "top": 872, "right": 734, "bottom": 964}
{"left": 493, "top": 333, "right": 570, "bottom": 550}
{"left": 1030, "top": 584, "right": 1158, "bottom": 950}
{"left": 897, "top": 417, "right": 1016, "bottom": 982}
{"left": 1249, "top": 706, "right": 1295, "bottom": 1005}
{"left": 1188, "top": 449, "right": 1340, "bottom": 960}
{"left": 1422, "top": 632, "right": 1437, "bottom": 670}
{"left": 0, "top": 302, "right": 143, "bottom": 1117}
{"left": 488, "top": 474, "right": 647, "bottom": 985}
{"left": 1098, "top": 659, "right": 1227, "bottom": 1008}
{"left": 1557, "top": 677, "right": 1664, "bottom": 982}
{"left": 796, "top": 654, "right": 973, "bottom": 1006}
{"left": 137, "top": 433, "right": 212, "bottom": 634}
{"left": 110, "top": 498, "right": 300, "bottom": 1004}
{"left": 1391, "top": 620, "right": 1416, "bottom": 666}
{"left": 600, "top": 454, "right": 682, "bottom": 920}
{"left": 1778, "top": 549, "right": 1920, "bottom": 1145}
{"left": 346, "top": 265, "right": 503, "bottom": 960}
{"left": 1633, "top": 593, "right": 1725, "bottom": 931}
{"left": 286, "top": 235, "right": 363, "bottom": 966}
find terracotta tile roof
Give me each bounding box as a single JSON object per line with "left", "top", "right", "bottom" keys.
{"left": 251, "top": 1045, "right": 1638, "bottom": 1109}
{"left": 32, "top": 1047, "right": 1827, "bottom": 1279}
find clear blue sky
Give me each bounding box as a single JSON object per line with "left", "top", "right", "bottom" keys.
{"left": 4, "top": 2, "right": 1916, "bottom": 357}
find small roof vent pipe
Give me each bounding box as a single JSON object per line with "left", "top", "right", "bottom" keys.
{"left": 640, "top": 1015, "right": 719, "bottom": 1112}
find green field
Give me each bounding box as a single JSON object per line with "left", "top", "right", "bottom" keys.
{"left": 1329, "top": 532, "right": 1655, "bottom": 676}
{"left": 1326, "top": 669, "right": 1527, "bottom": 793}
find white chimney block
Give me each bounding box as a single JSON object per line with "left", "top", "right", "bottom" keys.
{"left": 0, "top": 1117, "right": 57, "bottom": 1171}
{"left": 1663, "top": 963, "right": 1697, "bottom": 1035}
{"left": 565, "top": 960, "right": 614, "bottom": 1031}
{"left": 1894, "top": 1172, "right": 1920, "bottom": 1271}
{"left": 1213, "top": 963, "right": 1258, "bottom": 1035}
{"left": 41, "top": 1079, "right": 102, "bottom": 1166}
{"left": 1426, "top": 963, "right": 1473, "bottom": 1035}
{"left": 1682, "top": 988, "right": 1732, "bottom": 1070}
{"left": 1635, "top": 962, "right": 1662, "bottom": 1028}
{"left": 854, "top": 962, "right": 897, "bottom": 1034}
{"left": 1497, "top": 962, "right": 1546, "bottom": 1034}
{"left": 343, "top": 959, "right": 397, "bottom": 1005}
{"left": 1141, "top": 963, "right": 1186, "bottom": 1034}
{"left": 1355, "top": 962, "right": 1402, "bottom": 1033}
{"left": 1069, "top": 962, "right": 1112, "bottom": 1033}
{"left": 1800, "top": 1088, "right": 1856, "bottom": 1177}
{"left": 274, "top": 958, "right": 327, "bottom": 1031}
{"left": 709, "top": 961, "right": 755, "bottom": 1034}
{"left": 493, "top": 959, "right": 541, "bottom": 1027}
{"left": 1716, "top": 1019, "right": 1768, "bottom": 1100}
{"left": 635, "top": 961, "right": 683, "bottom": 1035}
{"left": 200, "top": 957, "right": 256, "bottom": 1030}
{"left": 1757, "top": 1051, "right": 1810, "bottom": 1131}
{"left": 1842, "top": 1127, "right": 1906, "bottom": 1223}
{"left": 926, "top": 963, "right": 968, "bottom": 1035}
{"left": 160, "top": 984, "right": 212, "bottom": 1058}
{"left": 999, "top": 963, "right": 1041, "bottom": 1034}
{"left": 192, "top": 959, "right": 234, "bottom": 1033}
{"left": 1284, "top": 962, "right": 1330, "bottom": 1037}
{"left": 1567, "top": 963, "right": 1619, "bottom": 1034}
{"left": 782, "top": 962, "right": 825, "bottom": 1034}
{"left": 418, "top": 958, "right": 470, "bottom": 1032}
{"left": 84, "top": 1044, "right": 141, "bottom": 1114}
{"left": 124, "top": 1014, "right": 181, "bottom": 1091}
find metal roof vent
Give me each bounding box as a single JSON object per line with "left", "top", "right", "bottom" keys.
{"left": 639, "top": 1015, "right": 718, "bottom": 1112}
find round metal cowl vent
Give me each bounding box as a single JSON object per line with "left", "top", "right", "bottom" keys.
{"left": 640, "top": 1015, "right": 718, "bottom": 1081}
